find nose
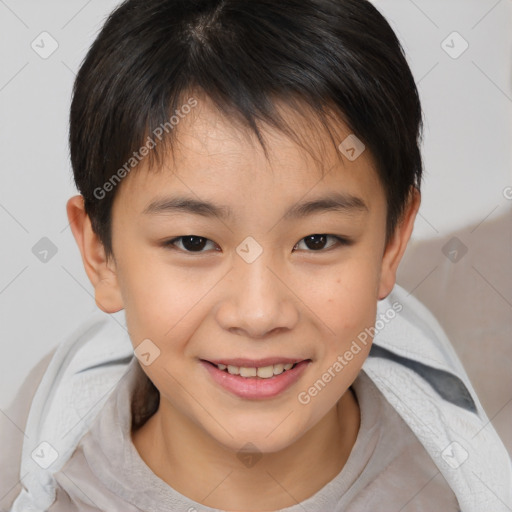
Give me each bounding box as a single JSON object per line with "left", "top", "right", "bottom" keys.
{"left": 215, "top": 252, "right": 300, "bottom": 339}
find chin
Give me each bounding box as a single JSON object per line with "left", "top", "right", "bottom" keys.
{"left": 208, "top": 414, "right": 308, "bottom": 455}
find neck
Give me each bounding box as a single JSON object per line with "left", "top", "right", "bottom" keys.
{"left": 132, "top": 387, "right": 360, "bottom": 511}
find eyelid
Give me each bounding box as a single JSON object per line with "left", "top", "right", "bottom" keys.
{"left": 162, "top": 234, "right": 353, "bottom": 254}
{"left": 163, "top": 236, "right": 219, "bottom": 253}
{"left": 293, "top": 235, "right": 352, "bottom": 252}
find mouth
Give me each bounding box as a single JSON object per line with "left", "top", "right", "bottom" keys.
{"left": 201, "top": 359, "right": 306, "bottom": 379}
{"left": 199, "top": 358, "right": 312, "bottom": 399}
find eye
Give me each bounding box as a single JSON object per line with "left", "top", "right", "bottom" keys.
{"left": 293, "top": 234, "right": 351, "bottom": 252}
{"left": 162, "top": 234, "right": 351, "bottom": 254}
{"left": 163, "top": 235, "right": 219, "bottom": 253}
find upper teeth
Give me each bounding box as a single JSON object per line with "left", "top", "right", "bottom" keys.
{"left": 217, "top": 362, "right": 295, "bottom": 378}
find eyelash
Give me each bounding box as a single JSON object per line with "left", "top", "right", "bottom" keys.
{"left": 162, "top": 234, "right": 352, "bottom": 254}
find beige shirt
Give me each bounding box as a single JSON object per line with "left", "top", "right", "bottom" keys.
{"left": 2, "top": 353, "right": 459, "bottom": 512}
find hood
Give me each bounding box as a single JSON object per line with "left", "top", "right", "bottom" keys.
{"left": 9, "top": 285, "right": 512, "bottom": 511}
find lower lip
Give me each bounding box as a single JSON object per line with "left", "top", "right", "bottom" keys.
{"left": 200, "top": 360, "right": 311, "bottom": 399}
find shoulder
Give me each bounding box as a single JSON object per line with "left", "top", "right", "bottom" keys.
{"left": 366, "top": 285, "right": 512, "bottom": 511}
{"left": 0, "top": 347, "right": 57, "bottom": 511}
{"left": 4, "top": 310, "right": 134, "bottom": 511}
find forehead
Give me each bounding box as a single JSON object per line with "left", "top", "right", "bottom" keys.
{"left": 113, "top": 98, "right": 385, "bottom": 216}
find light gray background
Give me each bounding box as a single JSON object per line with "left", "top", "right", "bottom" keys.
{"left": 1, "top": 0, "right": 511, "bottom": 450}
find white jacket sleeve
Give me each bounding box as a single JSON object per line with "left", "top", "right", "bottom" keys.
{"left": 0, "top": 348, "right": 57, "bottom": 512}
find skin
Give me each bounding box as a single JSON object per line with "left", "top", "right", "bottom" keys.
{"left": 67, "top": 97, "right": 420, "bottom": 511}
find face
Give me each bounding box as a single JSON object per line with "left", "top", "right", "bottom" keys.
{"left": 72, "top": 98, "right": 418, "bottom": 454}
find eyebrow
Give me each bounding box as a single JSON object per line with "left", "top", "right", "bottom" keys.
{"left": 142, "top": 192, "right": 368, "bottom": 220}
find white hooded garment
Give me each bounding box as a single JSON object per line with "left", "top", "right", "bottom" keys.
{"left": 3, "top": 284, "right": 512, "bottom": 512}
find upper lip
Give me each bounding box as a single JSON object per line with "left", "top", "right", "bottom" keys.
{"left": 202, "top": 357, "right": 309, "bottom": 368}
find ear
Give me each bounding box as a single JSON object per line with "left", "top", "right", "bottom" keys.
{"left": 66, "top": 195, "right": 124, "bottom": 313}
{"left": 378, "top": 187, "right": 421, "bottom": 300}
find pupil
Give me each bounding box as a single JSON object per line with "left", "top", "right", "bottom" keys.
{"left": 183, "top": 236, "right": 207, "bottom": 251}
{"left": 305, "top": 234, "right": 326, "bottom": 250}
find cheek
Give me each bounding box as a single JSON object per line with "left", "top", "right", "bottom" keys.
{"left": 300, "top": 254, "right": 381, "bottom": 344}
{"left": 116, "top": 249, "right": 213, "bottom": 352}
{"left": 294, "top": 259, "right": 379, "bottom": 415}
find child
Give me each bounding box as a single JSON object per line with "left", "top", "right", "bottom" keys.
{"left": 2, "top": 0, "right": 511, "bottom": 510}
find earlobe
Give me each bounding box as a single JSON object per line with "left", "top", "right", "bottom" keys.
{"left": 66, "top": 195, "right": 124, "bottom": 313}
{"left": 378, "top": 187, "right": 421, "bottom": 300}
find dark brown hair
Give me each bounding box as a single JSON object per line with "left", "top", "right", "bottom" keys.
{"left": 69, "top": 0, "right": 423, "bottom": 259}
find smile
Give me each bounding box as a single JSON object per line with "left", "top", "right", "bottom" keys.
{"left": 214, "top": 362, "right": 297, "bottom": 379}
{"left": 200, "top": 359, "right": 312, "bottom": 399}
